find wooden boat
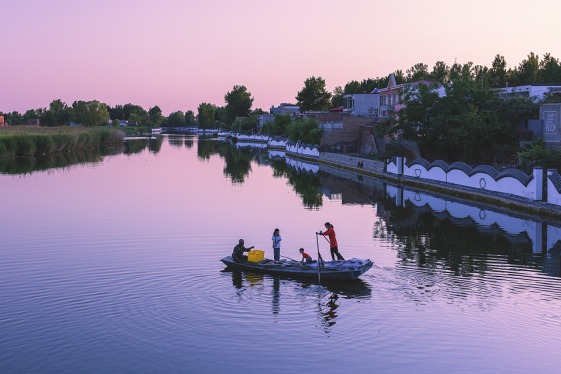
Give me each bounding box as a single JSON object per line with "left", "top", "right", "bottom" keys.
{"left": 220, "top": 256, "right": 373, "bottom": 281}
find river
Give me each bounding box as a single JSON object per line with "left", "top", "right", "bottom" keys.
{"left": 1, "top": 135, "right": 561, "bottom": 374}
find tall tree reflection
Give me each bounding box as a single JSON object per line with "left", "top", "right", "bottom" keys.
{"left": 270, "top": 158, "right": 323, "bottom": 209}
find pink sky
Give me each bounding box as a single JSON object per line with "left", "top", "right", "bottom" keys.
{"left": 2, "top": 0, "right": 561, "bottom": 115}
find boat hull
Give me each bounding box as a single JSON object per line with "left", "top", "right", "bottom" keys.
{"left": 220, "top": 256, "right": 372, "bottom": 281}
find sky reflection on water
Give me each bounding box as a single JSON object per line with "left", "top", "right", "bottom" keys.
{"left": 1, "top": 135, "right": 561, "bottom": 373}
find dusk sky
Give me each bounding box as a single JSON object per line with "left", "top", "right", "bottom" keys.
{"left": 2, "top": 0, "right": 561, "bottom": 115}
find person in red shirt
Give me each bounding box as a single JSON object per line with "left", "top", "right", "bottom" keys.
{"left": 318, "top": 222, "right": 345, "bottom": 261}
{"left": 299, "top": 248, "right": 313, "bottom": 263}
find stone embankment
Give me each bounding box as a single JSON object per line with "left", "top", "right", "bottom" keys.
{"left": 291, "top": 151, "right": 561, "bottom": 222}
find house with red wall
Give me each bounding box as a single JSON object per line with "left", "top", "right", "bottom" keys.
{"left": 378, "top": 73, "right": 436, "bottom": 119}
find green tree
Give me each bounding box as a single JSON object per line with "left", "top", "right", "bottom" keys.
{"left": 500, "top": 95, "right": 539, "bottom": 129}
{"left": 360, "top": 78, "right": 379, "bottom": 92}
{"left": 406, "top": 63, "right": 430, "bottom": 81}
{"left": 185, "top": 110, "right": 196, "bottom": 126}
{"left": 517, "top": 52, "right": 540, "bottom": 84}
{"left": 539, "top": 53, "right": 561, "bottom": 83}
{"left": 489, "top": 54, "right": 508, "bottom": 87}
{"left": 331, "top": 86, "right": 344, "bottom": 108}
{"left": 344, "top": 80, "right": 362, "bottom": 94}
{"left": 431, "top": 61, "right": 449, "bottom": 84}
{"left": 395, "top": 78, "right": 515, "bottom": 163}
{"left": 295, "top": 76, "right": 332, "bottom": 111}
{"left": 167, "top": 111, "right": 185, "bottom": 127}
{"left": 72, "top": 100, "right": 110, "bottom": 127}
{"left": 231, "top": 115, "right": 258, "bottom": 134}
{"left": 261, "top": 114, "right": 291, "bottom": 136}
{"left": 285, "top": 117, "right": 321, "bottom": 144}
{"left": 197, "top": 103, "right": 216, "bottom": 129}
{"left": 224, "top": 85, "right": 254, "bottom": 125}
{"left": 148, "top": 106, "right": 164, "bottom": 127}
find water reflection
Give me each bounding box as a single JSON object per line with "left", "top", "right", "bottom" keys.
{"left": 0, "top": 136, "right": 165, "bottom": 175}
{"left": 276, "top": 151, "right": 561, "bottom": 278}
{"left": 0, "top": 147, "right": 122, "bottom": 175}
{"left": 197, "top": 139, "right": 258, "bottom": 184}
{"left": 125, "top": 137, "right": 163, "bottom": 155}
{"left": 223, "top": 268, "right": 371, "bottom": 331}
{"left": 270, "top": 157, "right": 323, "bottom": 209}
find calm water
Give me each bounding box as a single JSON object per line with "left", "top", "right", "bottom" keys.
{"left": 2, "top": 135, "right": 561, "bottom": 374}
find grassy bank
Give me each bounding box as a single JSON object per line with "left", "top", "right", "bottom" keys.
{"left": 0, "top": 126, "right": 125, "bottom": 158}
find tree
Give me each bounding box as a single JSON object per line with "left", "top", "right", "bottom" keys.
{"left": 185, "top": 110, "right": 196, "bottom": 126}
{"left": 197, "top": 103, "right": 216, "bottom": 129}
{"left": 123, "top": 104, "right": 145, "bottom": 121}
{"left": 224, "top": 85, "right": 253, "bottom": 125}
{"left": 489, "top": 54, "right": 508, "bottom": 87}
{"left": 148, "top": 106, "right": 164, "bottom": 127}
{"left": 395, "top": 78, "right": 515, "bottom": 163}
{"left": 406, "top": 63, "right": 430, "bottom": 81}
{"left": 431, "top": 61, "right": 449, "bottom": 84}
{"left": 285, "top": 117, "right": 321, "bottom": 144}
{"left": 539, "top": 53, "right": 561, "bottom": 83}
{"left": 331, "top": 86, "right": 344, "bottom": 108}
{"left": 72, "top": 100, "right": 110, "bottom": 127}
{"left": 261, "top": 114, "right": 291, "bottom": 136}
{"left": 344, "top": 80, "right": 362, "bottom": 94}
{"left": 214, "top": 106, "right": 228, "bottom": 129}
{"left": 167, "top": 111, "right": 185, "bottom": 127}
{"left": 517, "top": 52, "right": 540, "bottom": 84}
{"left": 295, "top": 76, "right": 332, "bottom": 111}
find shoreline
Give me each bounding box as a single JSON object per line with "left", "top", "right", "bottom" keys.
{"left": 286, "top": 151, "right": 561, "bottom": 222}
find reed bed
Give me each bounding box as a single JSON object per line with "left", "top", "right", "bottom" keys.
{"left": 0, "top": 126, "right": 125, "bottom": 158}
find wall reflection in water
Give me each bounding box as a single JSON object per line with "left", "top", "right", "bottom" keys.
{"left": 281, "top": 154, "right": 561, "bottom": 278}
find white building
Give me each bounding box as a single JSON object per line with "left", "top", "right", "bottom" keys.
{"left": 343, "top": 92, "right": 379, "bottom": 117}
{"left": 270, "top": 103, "right": 300, "bottom": 117}
{"left": 499, "top": 85, "right": 561, "bottom": 101}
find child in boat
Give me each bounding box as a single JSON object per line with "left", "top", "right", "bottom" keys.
{"left": 299, "top": 248, "right": 313, "bottom": 263}
{"left": 272, "top": 228, "right": 281, "bottom": 263}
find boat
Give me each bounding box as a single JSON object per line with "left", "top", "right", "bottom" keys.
{"left": 220, "top": 256, "right": 373, "bottom": 281}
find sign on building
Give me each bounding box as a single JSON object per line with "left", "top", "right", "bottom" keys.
{"left": 541, "top": 104, "right": 561, "bottom": 144}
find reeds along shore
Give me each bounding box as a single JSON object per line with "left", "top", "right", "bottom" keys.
{"left": 0, "top": 126, "right": 125, "bottom": 158}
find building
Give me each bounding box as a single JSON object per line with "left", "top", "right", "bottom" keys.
{"left": 343, "top": 92, "right": 379, "bottom": 117}
{"left": 499, "top": 84, "right": 561, "bottom": 101}
{"left": 0, "top": 115, "right": 5, "bottom": 127}
{"left": 540, "top": 103, "right": 561, "bottom": 145}
{"left": 378, "top": 74, "right": 440, "bottom": 119}
{"left": 270, "top": 103, "right": 300, "bottom": 117}
{"left": 256, "top": 114, "right": 275, "bottom": 128}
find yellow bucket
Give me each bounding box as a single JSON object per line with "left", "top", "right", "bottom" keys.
{"left": 248, "top": 250, "right": 265, "bottom": 262}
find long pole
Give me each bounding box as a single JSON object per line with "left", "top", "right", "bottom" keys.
{"left": 316, "top": 233, "right": 321, "bottom": 285}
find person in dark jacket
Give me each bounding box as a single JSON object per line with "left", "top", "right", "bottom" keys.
{"left": 232, "top": 239, "right": 254, "bottom": 263}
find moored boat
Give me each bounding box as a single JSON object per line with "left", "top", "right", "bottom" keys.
{"left": 220, "top": 256, "right": 373, "bottom": 281}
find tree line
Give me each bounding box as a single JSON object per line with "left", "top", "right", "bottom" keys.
{"left": 1, "top": 52, "right": 559, "bottom": 146}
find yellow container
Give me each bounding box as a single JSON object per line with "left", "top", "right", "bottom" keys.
{"left": 248, "top": 250, "right": 265, "bottom": 262}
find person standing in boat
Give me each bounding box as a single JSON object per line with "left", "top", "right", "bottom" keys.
{"left": 318, "top": 222, "right": 345, "bottom": 261}
{"left": 299, "top": 248, "right": 313, "bottom": 263}
{"left": 272, "top": 228, "right": 282, "bottom": 263}
{"left": 232, "top": 239, "right": 254, "bottom": 263}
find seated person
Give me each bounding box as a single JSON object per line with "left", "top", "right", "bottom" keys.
{"left": 232, "top": 239, "right": 254, "bottom": 263}
{"left": 299, "top": 248, "right": 313, "bottom": 263}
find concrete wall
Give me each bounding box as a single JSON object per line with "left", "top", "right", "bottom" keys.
{"left": 286, "top": 142, "right": 320, "bottom": 157}
{"left": 389, "top": 157, "right": 543, "bottom": 201}
{"left": 319, "top": 153, "right": 385, "bottom": 173}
